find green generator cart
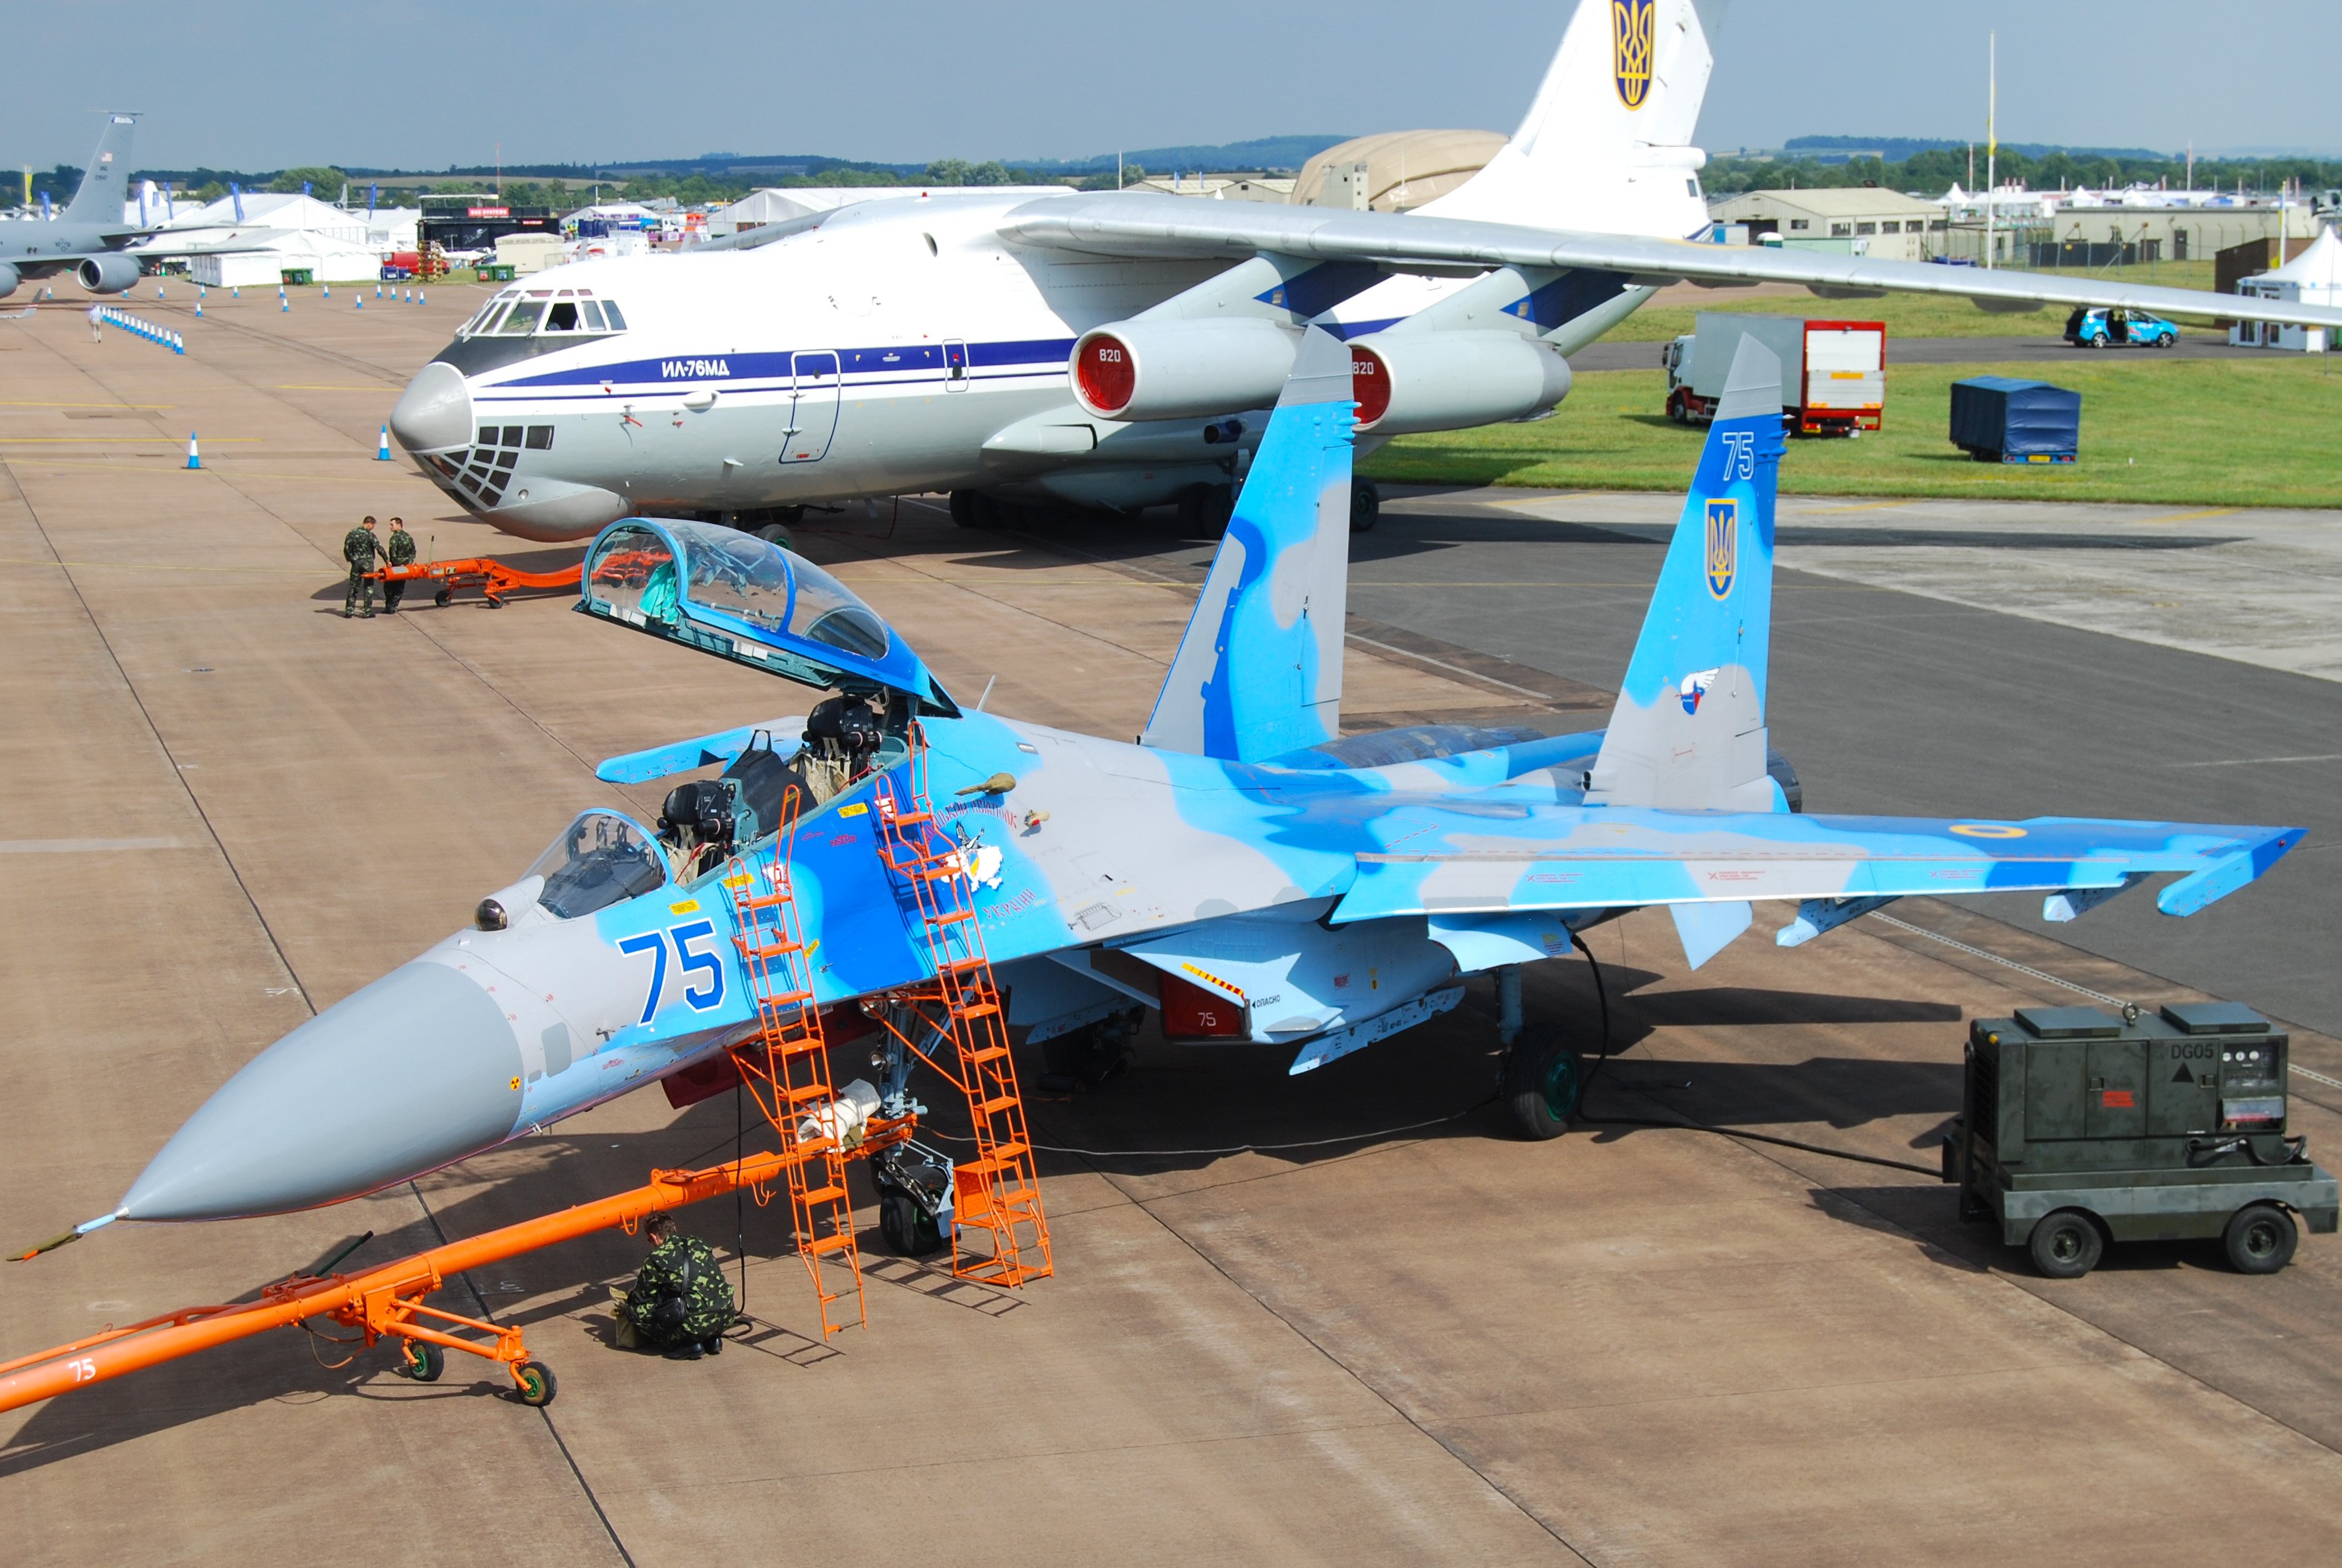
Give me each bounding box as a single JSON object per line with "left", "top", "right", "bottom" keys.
{"left": 1947, "top": 1001, "right": 2337, "bottom": 1278}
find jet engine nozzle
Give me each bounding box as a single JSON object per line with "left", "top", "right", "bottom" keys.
{"left": 1346, "top": 330, "right": 1571, "bottom": 436}
{"left": 118, "top": 962, "right": 525, "bottom": 1222}
{"left": 75, "top": 252, "right": 143, "bottom": 295}
{"left": 1069, "top": 318, "right": 1297, "bottom": 422}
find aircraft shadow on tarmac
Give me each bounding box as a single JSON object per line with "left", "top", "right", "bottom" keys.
{"left": 1, "top": 976, "right": 1976, "bottom": 1468}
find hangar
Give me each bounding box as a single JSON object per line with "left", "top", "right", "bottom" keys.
{"left": 1707, "top": 187, "right": 1944, "bottom": 259}
{"left": 1291, "top": 129, "right": 1507, "bottom": 211}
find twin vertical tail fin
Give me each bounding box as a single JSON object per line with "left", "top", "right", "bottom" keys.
{"left": 1140, "top": 326, "right": 1354, "bottom": 762}
{"left": 63, "top": 115, "right": 137, "bottom": 228}
{"left": 1587, "top": 334, "right": 1782, "bottom": 970}
{"left": 1586, "top": 335, "right": 1784, "bottom": 814}
{"left": 1418, "top": 0, "right": 1727, "bottom": 237}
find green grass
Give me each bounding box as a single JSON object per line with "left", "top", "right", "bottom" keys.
{"left": 1601, "top": 259, "right": 2226, "bottom": 343}
{"left": 1362, "top": 355, "right": 2342, "bottom": 509}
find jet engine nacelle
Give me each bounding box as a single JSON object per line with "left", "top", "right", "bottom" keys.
{"left": 1348, "top": 329, "right": 1572, "bottom": 436}
{"left": 0, "top": 261, "right": 20, "bottom": 299}
{"left": 77, "top": 253, "right": 144, "bottom": 294}
{"left": 1070, "top": 317, "right": 1296, "bottom": 422}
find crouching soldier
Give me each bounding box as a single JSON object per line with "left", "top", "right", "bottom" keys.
{"left": 615, "top": 1212, "right": 735, "bottom": 1359}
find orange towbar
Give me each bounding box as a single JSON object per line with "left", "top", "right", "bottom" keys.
{"left": 0, "top": 1146, "right": 816, "bottom": 1415}
{"left": 374, "top": 556, "right": 582, "bottom": 608}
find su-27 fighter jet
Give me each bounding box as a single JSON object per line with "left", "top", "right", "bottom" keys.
{"left": 387, "top": 0, "right": 2342, "bottom": 545}
{"left": 89, "top": 330, "right": 2300, "bottom": 1243}
{"left": 0, "top": 115, "right": 157, "bottom": 298}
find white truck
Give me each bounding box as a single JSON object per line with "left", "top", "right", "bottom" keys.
{"left": 1663, "top": 313, "right": 1887, "bottom": 435}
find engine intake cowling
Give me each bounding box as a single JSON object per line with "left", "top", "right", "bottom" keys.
{"left": 1070, "top": 318, "right": 1296, "bottom": 422}
{"left": 0, "top": 261, "right": 20, "bottom": 299}
{"left": 1348, "top": 329, "right": 1572, "bottom": 436}
{"left": 77, "top": 253, "right": 144, "bottom": 294}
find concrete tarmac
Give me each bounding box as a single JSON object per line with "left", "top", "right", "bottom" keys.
{"left": 5, "top": 294, "right": 2342, "bottom": 1565}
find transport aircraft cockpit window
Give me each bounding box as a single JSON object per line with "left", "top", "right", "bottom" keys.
{"left": 544, "top": 300, "right": 583, "bottom": 332}
{"left": 525, "top": 810, "right": 667, "bottom": 919}
{"left": 495, "top": 300, "right": 544, "bottom": 336}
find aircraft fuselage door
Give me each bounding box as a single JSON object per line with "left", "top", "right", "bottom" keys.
{"left": 943, "top": 339, "right": 969, "bottom": 391}
{"left": 783, "top": 350, "right": 841, "bottom": 463}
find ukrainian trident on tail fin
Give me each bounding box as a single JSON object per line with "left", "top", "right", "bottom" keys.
{"left": 1140, "top": 326, "right": 1355, "bottom": 762}
{"left": 1586, "top": 334, "right": 1784, "bottom": 813}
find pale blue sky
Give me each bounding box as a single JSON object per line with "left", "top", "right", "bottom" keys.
{"left": 5, "top": 1, "right": 2334, "bottom": 172}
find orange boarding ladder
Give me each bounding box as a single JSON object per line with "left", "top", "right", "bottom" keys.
{"left": 724, "top": 792, "right": 866, "bottom": 1338}
{"left": 873, "top": 725, "right": 1053, "bottom": 1288}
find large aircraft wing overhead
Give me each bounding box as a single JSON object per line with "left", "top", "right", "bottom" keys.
{"left": 1141, "top": 325, "right": 1355, "bottom": 761}
{"left": 1002, "top": 192, "right": 2342, "bottom": 332}
{"left": 1329, "top": 808, "right": 2304, "bottom": 927}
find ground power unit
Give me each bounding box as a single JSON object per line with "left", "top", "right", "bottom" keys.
{"left": 1947, "top": 1002, "right": 2337, "bottom": 1278}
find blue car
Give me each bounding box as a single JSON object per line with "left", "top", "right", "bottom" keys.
{"left": 2065, "top": 306, "right": 2179, "bottom": 348}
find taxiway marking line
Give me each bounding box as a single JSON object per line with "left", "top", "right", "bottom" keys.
{"left": 0, "top": 837, "right": 193, "bottom": 853}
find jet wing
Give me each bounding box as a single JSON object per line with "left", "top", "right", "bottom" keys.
{"left": 1002, "top": 192, "right": 2342, "bottom": 332}
{"left": 1328, "top": 805, "right": 2304, "bottom": 924}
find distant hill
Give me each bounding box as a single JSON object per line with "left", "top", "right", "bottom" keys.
{"left": 1781, "top": 134, "right": 2175, "bottom": 164}
{"left": 337, "top": 135, "right": 1355, "bottom": 183}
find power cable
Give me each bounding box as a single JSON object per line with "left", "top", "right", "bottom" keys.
{"left": 1566, "top": 931, "right": 1943, "bottom": 1179}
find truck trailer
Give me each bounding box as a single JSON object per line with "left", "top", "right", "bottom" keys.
{"left": 1664, "top": 313, "right": 1887, "bottom": 434}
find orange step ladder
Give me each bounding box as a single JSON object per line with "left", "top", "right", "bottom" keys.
{"left": 724, "top": 791, "right": 866, "bottom": 1338}
{"left": 873, "top": 725, "right": 1053, "bottom": 1288}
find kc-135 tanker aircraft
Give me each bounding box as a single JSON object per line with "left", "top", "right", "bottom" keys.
{"left": 388, "top": 0, "right": 2342, "bottom": 544}
{"left": 73, "top": 328, "right": 2297, "bottom": 1247}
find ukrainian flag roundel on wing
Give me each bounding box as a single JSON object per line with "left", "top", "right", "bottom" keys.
{"left": 1705, "top": 497, "right": 1736, "bottom": 599}
{"left": 1613, "top": 0, "right": 1656, "bottom": 110}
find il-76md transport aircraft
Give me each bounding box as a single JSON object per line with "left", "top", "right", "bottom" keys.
{"left": 387, "top": 0, "right": 2342, "bottom": 543}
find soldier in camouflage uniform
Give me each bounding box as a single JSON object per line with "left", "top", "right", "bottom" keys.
{"left": 617, "top": 1212, "right": 735, "bottom": 1359}
{"left": 342, "top": 515, "right": 381, "bottom": 618}
{"left": 381, "top": 517, "right": 418, "bottom": 614}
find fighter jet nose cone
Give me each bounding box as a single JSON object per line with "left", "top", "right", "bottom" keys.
{"left": 120, "top": 962, "right": 524, "bottom": 1222}
{"left": 389, "top": 361, "right": 473, "bottom": 454}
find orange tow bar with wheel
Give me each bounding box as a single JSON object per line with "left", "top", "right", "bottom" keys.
{"left": 0, "top": 1144, "right": 823, "bottom": 1414}
{"left": 374, "top": 556, "right": 582, "bottom": 609}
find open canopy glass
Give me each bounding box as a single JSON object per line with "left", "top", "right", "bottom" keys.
{"left": 577, "top": 517, "right": 957, "bottom": 714}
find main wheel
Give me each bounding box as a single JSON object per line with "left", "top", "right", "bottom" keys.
{"left": 513, "top": 1361, "right": 558, "bottom": 1407}
{"left": 950, "top": 489, "right": 1002, "bottom": 529}
{"left": 879, "top": 1190, "right": 912, "bottom": 1254}
{"left": 1350, "top": 477, "right": 1380, "bottom": 534}
{"left": 400, "top": 1340, "right": 445, "bottom": 1382}
{"left": 2223, "top": 1203, "right": 2298, "bottom": 1275}
{"left": 1177, "top": 484, "right": 1233, "bottom": 539}
{"left": 1503, "top": 1037, "right": 1584, "bottom": 1141}
{"left": 2027, "top": 1209, "right": 2104, "bottom": 1278}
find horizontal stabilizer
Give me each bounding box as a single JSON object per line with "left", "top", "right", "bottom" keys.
{"left": 1332, "top": 810, "right": 2306, "bottom": 925}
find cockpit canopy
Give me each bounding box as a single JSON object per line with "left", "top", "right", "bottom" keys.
{"left": 459, "top": 287, "right": 629, "bottom": 341}
{"left": 577, "top": 517, "right": 958, "bottom": 715}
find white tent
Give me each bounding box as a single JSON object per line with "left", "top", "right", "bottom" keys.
{"left": 702, "top": 185, "right": 1068, "bottom": 236}
{"left": 2231, "top": 224, "right": 2342, "bottom": 351}
{"left": 137, "top": 191, "right": 387, "bottom": 284}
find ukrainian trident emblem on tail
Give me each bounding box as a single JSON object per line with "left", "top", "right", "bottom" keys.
{"left": 1705, "top": 498, "right": 1737, "bottom": 599}
{"left": 1613, "top": 0, "right": 1656, "bottom": 110}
